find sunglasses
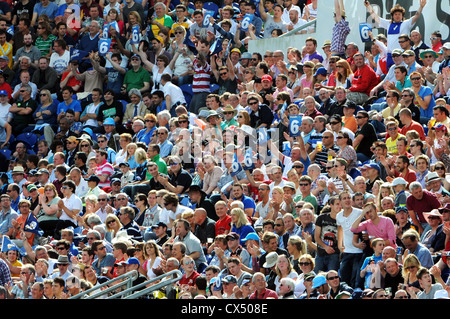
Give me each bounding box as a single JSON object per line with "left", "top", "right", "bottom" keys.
{"left": 435, "top": 166, "right": 445, "bottom": 170}
{"left": 299, "top": 262, "right": 311, "bottom": 266}
{"left": 327, "top": 276, "right": 339, "bottom": 280}
{"left": 410, "top": 77, "right": 421, "bottom": 81}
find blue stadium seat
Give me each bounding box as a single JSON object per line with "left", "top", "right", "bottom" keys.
{"left": 0, "top": 149, "right": 11, "bottom": 160}
{"left": 180, "top": 84, "right": 193, "bottom": 107}
{"left": 15, "top": 132, "right": 38, "bottom": 152}
{"left": 203, "top": 2, "right": 219, "bottom": 17}
{"left": 120, "top": 100, "right": 128, "bottom": 114}
{"left": 210, "top": 83, "right": 219, "bottom": 93}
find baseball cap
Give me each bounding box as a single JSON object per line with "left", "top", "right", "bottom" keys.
{"left": 312, "top": 275, "right": 327, "bottom": 289}
{"left": 402, "top": 49, "right": 415, "bottom": 57}
{"left": 103, "top": 118, "right": 115, "bottom": 126}
{"left": 313, "top": 67, "right": 327, "bottom": 77}
{"left": 261, "top": 74, "right": 272, "bottom": 82}
{"left": 392, "top": 48, "right": 403, "bottom": 56}
{"left": 124, "top": 257, "right": 140, "bottom": 266}
{"left": 0, "top": 90, "right": 7, "bottom": 96}
{"left": 395, "top": 206, "right": 408, "bottom": 214}
{"left": 110, "top": 178, "right": 121, "bottom": 185}
{"left": 226, "top": 232, "right": 240, "bottom": 241}
{"left": 242, "top": 232, "right": 260, "bottom": 242}
{"left": 390, "top": 177, "right": 407, "bottom": 187}
{"left": 222, "top": 275, "right": 237, "bottom": 284}
{"left": 151, "top": 222, "right": 168, "bottom": 229}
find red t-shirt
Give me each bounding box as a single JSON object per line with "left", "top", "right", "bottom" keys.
{"left": 179, "top": 271, "right": 200, "bottom": 287}
{"left": 215, "top": 215, "right": 231, "bottom": 236}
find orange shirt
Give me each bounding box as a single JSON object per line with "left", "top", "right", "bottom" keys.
{"left": 15, "top": 214, "right": 35, "bottom": 246}
{"left": 343, "top": 116, "right": 358, "bottom": 133}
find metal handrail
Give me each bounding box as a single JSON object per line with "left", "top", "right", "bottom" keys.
{"left": 110, "top": 269, "right": 183, "bottom": 299}
{"left": 69, "top": 270, "right": 139, "bottom": 299}
{"left": 278, "top": 19, "right": 317, "bottom": 38}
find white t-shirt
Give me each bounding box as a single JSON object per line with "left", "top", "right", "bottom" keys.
{"left": 336, "top": 207, "right": 363, "bottom": 254}
{"left": 61, "top": 193, "right": 83, "bottom": 225}
{"left": 378, "top": 18, "right": 414, "bottom": 53}
{"left": 0, "top": 103, "right": 12, "bottom": 123}
{"left": 49, "top": 50, "right": 70, "bottom": 75}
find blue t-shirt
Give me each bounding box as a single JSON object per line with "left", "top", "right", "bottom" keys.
{"left": 136, "top": 127, "right": 156, "bottom": 145}
{"left": 360, "top": 254, "right": 383, "bottom": 288}
{"left": 417, "top": 86, "right": 436, "bottom": 119}
{"left": 57, "top": 99, "right": 82, "bottom": 114}
{"left": 33, "top": 2, "right": 58, "bottom": 20}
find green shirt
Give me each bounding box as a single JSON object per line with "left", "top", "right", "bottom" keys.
{"left": 123, "top": 66, "right": 151, "bottom": 92}
{"left": 150, "top": 154, "right": 168, "bottom": 175}
{"left": 35, "top": 34, "right": 57, "bottom": 56}
{"left": 294, "top": 193, "right": 318, "bottom": 213}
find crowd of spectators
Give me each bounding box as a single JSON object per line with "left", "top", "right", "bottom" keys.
{"left": 0, "top": 0, "right": 450, "bottom": 301}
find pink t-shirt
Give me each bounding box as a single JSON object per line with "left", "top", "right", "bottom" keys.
{"left": 351, "top": 216, "right": 397, "bottom": 248}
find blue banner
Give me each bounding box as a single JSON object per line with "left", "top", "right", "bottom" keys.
{"left": 242, "top": 148, "right": 255, "bottom": 171}
{"left": 240, "top": 13, "right": 254, "bottom": 32}
{"left": 130, "top": 25, "right": 140, "bottom": 45}
{"left": 359, "top": 23, "right": 372, "bottom": 43}
{"left": 289, "top": 115, "right": 302, "bottom": 137}
{"left": 98, "top": 38, "right": 112, "bottom": 56}
{"left": 230, "top": 153, "right": 243, "bottom": 177}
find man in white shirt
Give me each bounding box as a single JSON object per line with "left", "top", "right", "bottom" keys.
{"left": 336, "top": 191, "right": 364, "bottom": 289}
{"left": 160, "top": 73, "right": 186, "bottom": 116}
{"left": 49, "top": 39, "right": 70, "bottom": 76}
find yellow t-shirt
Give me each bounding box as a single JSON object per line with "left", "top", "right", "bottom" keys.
{"left": 0, "top": 42, "right": 13, "bottom": 69}
{"left": 382, "top": 103, "right": 402, "bottom": 119}
{"left": 386, "top": 133, "right": 405, "bottom": 155}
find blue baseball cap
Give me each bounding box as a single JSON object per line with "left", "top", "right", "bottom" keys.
{"left": 243, "top": 233, "right": 260, "bottom": 242}
{"left": 312, "top": 275, "right": 327, "bottom": 289}
{"left": 124, "top": 257, "right": 140, "bottom": 266}
{"left": 313, "top": 67, "right": 327, "bottom": 77}
{"left": 0, "top": 90, "right": 7, "bottom": 96}
{"left": 103, "top": 118, "right": 115, "bottom": 126}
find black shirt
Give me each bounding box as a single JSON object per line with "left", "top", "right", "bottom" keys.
{"left": 355, "top": 122, "right": 377, "bottom": 158}
{"left": 250, "top": 103, "right": 274, "bottom": 128}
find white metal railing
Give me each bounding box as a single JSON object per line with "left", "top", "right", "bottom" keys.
{"left": 113, "top": 269, "right": 183, "bottom": 299}
{"left": 69, "top": 270, "right": 139, "bottom": 299}
{"left": 278, "top": 19, "right": 317, "bottom": 38}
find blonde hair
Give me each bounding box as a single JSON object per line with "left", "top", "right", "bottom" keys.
{"left": 230, "top": 208, "right": 251, "bottom": 228}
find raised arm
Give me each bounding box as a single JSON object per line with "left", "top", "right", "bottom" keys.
{"left": 364, "top": 1, "right": 381, "bottom": 25}
{"left": 411, "top": 0, "right": 427, "bottom": 25}
{"left": 258, "top": 0, "right": 268, "bottom": 21}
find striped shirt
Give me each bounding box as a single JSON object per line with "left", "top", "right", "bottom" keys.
{"left": 192, "top": 58, "right": 211, "bottom": 93}
{"left": 35, "top": 34, "right": 57, "bottom": 56}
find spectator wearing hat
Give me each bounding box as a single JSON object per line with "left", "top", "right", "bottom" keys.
{"left": 425, "top": 171, "right": 450, "bottom": 200}
{"left": 219, "top": 231, "right": 250, "bottom": 270}
{"left": 309, "top": 274, "right": 330, "bottom": 299}
{"left": 421, "top": 209, "right": 446, "bottom": 253}
{"left": 51, "top": 255, "right": 73, "bottom": 283}
{"left": 395, "top": 206, "right": 419, "bottom": 249}
{"left": 84, "top": 175, "right": 101, "bottom": 200}
{"left": 0, "top": 55, "right": 13, "bottom": 89}
{"left": 122, "top": 54, "right": 151, "bottom": 95}
{"left": 122, "top": 257, "right": 147, "bottom": 289}
{"left": 390, "top": 176, "right": 409, "bottom": 207}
